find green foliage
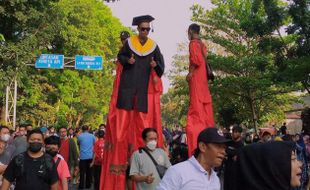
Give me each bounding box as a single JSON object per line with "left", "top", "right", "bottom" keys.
{"left": 0, "top": 34, "right": 4, "bottom": 41}
{"left": 190, "top": 0, "right": 304, "bottom": 129}
{"left": 287, "top": 0, "right": 310, "bottom": 57}
{"left": 161, "top": 0, "right": 301, "bottom": 130}
{"left": 161, "top": 44, "right": 189, "bottom": 127}
{"left": 1, "top": 0, "right": 127, "bottom": 128}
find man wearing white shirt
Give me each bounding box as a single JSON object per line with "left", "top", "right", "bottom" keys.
{"left": 156, "top": 128, "right": 230, "bottom": 190}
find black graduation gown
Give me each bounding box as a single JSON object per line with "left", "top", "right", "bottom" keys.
{"left": 117, "top": 36, "right": 164, "bottom": 113}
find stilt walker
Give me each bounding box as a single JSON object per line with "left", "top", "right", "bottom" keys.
{"left": 100, "top": 15, "right": 165, "bottom": 190}
{"left": 186, "top": 23, "right": 215, "bottom": 157}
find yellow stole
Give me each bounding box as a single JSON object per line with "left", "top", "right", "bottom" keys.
{"left": 128, "top": 36, "right": 157, "bottom": 56}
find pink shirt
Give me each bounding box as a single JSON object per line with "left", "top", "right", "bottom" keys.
{"left": 54, "top": 154, "right": 71, "bottom": 190}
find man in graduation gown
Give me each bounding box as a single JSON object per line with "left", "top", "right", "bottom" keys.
{"left": 100, "top": 15, "right": 165, "bottom": 190}
{"left": 186, "top": 23, "right": 215, "bottom": 157}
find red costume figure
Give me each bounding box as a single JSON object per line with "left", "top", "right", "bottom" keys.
{"left": 186, "top": 23, "right": 215, "bottom": 157}
{"left": 101, "top": 15, "right": 165, "bottom": 190}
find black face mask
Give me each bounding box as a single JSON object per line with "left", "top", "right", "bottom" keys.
{"left": 28, "top": 142, "right": 43, "bottom": 153}
{"left": 46, "top": 149, "right": 58, "bottom": 157}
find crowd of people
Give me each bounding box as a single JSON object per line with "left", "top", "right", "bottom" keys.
{"left": 0, "top": 124, "right": 105, "bottom": 190}
{"left": 0, "top": 14, "right": 306, "bottom": 190}
{"left": 0, "top": 122, "right": 307, "bottom": 190}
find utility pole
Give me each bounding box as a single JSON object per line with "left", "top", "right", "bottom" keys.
{"left": 5, "top": 77, "right": 17, "bottom": 130}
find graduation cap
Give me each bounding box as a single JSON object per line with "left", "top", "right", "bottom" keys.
{"left": 132, "top": 15, "right": 154, "bottom": 26}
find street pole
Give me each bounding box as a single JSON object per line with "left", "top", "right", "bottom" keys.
{"left": 5, "top": 85, "right": 9, "bottom": 126}
{"left": 13, "top": 77, "right": 17, "bottom": 130}
{"left": 4, "top": 77, "right": 18, "bottom": 130}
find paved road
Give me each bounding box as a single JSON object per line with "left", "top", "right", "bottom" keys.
{"left": 69, "top": 183, "right": 94, "bottom": 190}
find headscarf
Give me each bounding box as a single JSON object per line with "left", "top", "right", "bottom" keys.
{"left": 296, "top": 134, "right": 306, "bottom": 149}
{"left": 235, "top": 141, "right": 296, "bottom": 190}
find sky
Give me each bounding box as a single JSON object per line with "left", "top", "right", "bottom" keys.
{"left": 105, "top": 0, "right": 212, "bottom": 93}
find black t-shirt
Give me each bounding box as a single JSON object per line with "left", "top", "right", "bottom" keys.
{"left": 280, "top": 125, "right": 287, "bottom": 134}
{"left": 226, "top": 140, "right": 244, "bottom": 159}
{"left": 3, "top": 152, "right": 58, "bottom": 190}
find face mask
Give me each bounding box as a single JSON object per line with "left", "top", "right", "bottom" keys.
{"left": 1, "top": 134, "right": 10, "bottom": 142}
{"left": 46, "top": 149, "right": 58, "bottom": 157}
{"left": 28, "top": 142, "right": 43, "bottom": 153}
{"left": 146, "top": 140, "right": 157, "bottom": 150}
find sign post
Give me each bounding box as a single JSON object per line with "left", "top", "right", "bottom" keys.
{"left": 75, "top": 55, "right": 103, "bottom": 70}
{"left": 35, "top": 54, "right": 64, "bottom": 69}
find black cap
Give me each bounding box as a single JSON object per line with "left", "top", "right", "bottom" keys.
{"left": 198, "top": 128, "right": 231, "bottom": 144}
{"left": 132, "top": 15, "right": 154, "bottom": 26}
{"left": 120, "top": 31, "right": 130, "bottom": 40}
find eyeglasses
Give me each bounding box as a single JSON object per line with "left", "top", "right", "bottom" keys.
{"left": 140, "top": 27, "right": 151, "bottom": 32}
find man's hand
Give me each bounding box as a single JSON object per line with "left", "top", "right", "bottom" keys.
{"left": 74, "top": 166, "right": 79, "bottom": 177}
{"left": 150, "top": 57, "right": 157, "bottom": 68}
{"left": 128, "top": 54, "right": 135, "bottom": 64}
{"left": 144, "top": 173, "right": 155, "bottom": 184}
{"left": 0, "top": 165, "right": 7, "bottom": 174}
{"left": 90, "top": 162, "right": 94, "bottom": 168}
{"left": 186, "top": 72, "right": 193, "bottom": 82}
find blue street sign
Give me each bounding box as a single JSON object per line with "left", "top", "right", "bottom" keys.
{"left": 35, "top": 54, "right": 64, "bottom": 69}
{"left": 75, "top": 55, "right": 103, "bottom": 70}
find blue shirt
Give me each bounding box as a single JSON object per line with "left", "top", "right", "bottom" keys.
{"left": 77, "top": 132, "right": 96, "bottom": 160}
{"left": 156, "top": 156, "right": 220, "bottom": 190}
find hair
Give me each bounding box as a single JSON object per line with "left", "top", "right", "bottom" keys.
{"left": 27, "top": 128, "right": 44, "bottom": 141}
{"left": 97, "top": 130, "right": 105, "bottom": 138}
{"left": 188, "top": 23, "right": 200, "bottom": 34}
{"left": 193, "top": 148, "right": 200, "bottom": 158}
{"left": 193, "top": 141, "right": 207, "bottom": 158}
{"left": 232, "top": 125, "right": 243, "bottom": 133}
{"left": 82, "top": 125, "right": 89, "bottom": 131}
{"left": 44, "top": 136, "right": 61, "bottom": 147}
{"left": 48, "top": 126, "right": 55, "bottom": 130}
{"left": 0, "top": 126, "right": 10, "bottom": 133}
{"left": 120, "top": 31, "right": 130, "bottom": 40}
{"left": 19, "top": 124, "right": 27, "bottom": 130}
{"left": 25, "top": 123, "right": 33, "bottom": 128}
{"left": 58, "top": 126, "right": 67, "bottom": 133}
{"left": 98, "top": 124, "right": 106, "bottom": 129}
{"left": 142, "top": 128, "right": 157, "bottom": 140}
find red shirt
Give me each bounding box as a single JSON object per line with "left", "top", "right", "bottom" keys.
{"left": 189, "top": 39, "right": 211, "bottom": 103}
{"left": 59, "top": 139, "right": 70, "bottom": 164}
{"left": 93, "top": 139, "right": 104, "bottom": 165}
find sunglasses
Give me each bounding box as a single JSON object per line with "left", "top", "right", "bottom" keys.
{"left": 140, "top": 27, "right": 151, "bottom": 32}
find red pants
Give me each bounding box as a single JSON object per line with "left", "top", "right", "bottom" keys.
{"left": 186, "top": 97, "right": 215, "bottom": 156}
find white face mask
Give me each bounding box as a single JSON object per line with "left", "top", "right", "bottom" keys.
{"left": 1, "top": 134, "right": 10, "bottom": 142}
{"left": 146, "top": 140, "right": 157, "bottom": 151}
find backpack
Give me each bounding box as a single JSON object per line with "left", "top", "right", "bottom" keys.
{"left": 14, "top": 152, "right": 55, "bottom": 183}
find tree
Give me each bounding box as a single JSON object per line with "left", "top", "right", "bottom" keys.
{"left": 161, "top": 43, "right": 189, "bottom": 127}
{"left": 188, "top": 0, "right": 299, "bottom": 131}
{"left": 1, "top": 0, "right": 127, "bottom": 128}
{"left": 284, "top": 0, "right": 310, "bottom": 93}
{"left": 0, "top": 0, "right": 59, "bottom": 80}
{"left": 0, "top": 0, "right": 60, "bottom": 124}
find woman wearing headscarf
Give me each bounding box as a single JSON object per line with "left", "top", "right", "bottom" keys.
{"left": 293, "top": 134, "right": 308, "bottom": 190}
{"left": 235, "top": 141, "right": 302, "bottom": 190}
